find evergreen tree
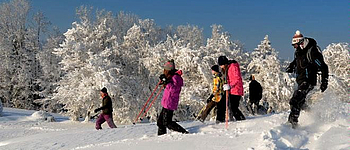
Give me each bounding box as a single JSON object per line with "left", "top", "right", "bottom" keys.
{"left": 0, "top": 0, "right": 40, "bottom": 109}
{"left": 35, "top": 27, "right": 64, "bottom": 112}
{"left": 247, "top": 35, "right": 294, "bottom": 113}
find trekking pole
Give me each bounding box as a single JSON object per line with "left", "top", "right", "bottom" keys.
{"left": 224, "top": 67, "right": 229, "bottom": 129}
{"left": 225, "top": 90, "right": 229, "bottom": 129}
{"left": 140, "top": 86, "right": 164, "bottom": 121}
{"left": 133, "top": 81, "right": 161, "bottom": 124}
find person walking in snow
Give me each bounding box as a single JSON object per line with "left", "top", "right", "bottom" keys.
{"left": 286, "top": 30, "right": 329, "bottom": 128}
{"left": 94, "top": 87, "right": 117, "bottom": 130}
{"left": 218, "top": 56, "right": 246, "bottom": 121}
{"left": 198, "top": 65, "right": 224, "bottom": 122}
{"left": 248, "top": 74, "right": 263, "bottom": 115}
{"left": 157, "top": 59, "right": 189, "bottom": 135}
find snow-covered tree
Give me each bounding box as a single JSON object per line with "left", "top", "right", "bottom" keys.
{"left": 53, "top": 7, "right": 120, "bottom": 120}
{"left": 115, "top": 11, "right": 139, "bottom": 43}
{"left": 204, "top": 24, "right": 249, "bottom": 77}
{"left": 205, "top": 25, "right": 243, "bottom": 58}
{"left": 122, "top": 24, "right": 151, "bottom": 57}
{"left": 35, "top": 27, "right": 64, "bottom": 112}
{"left": 322, "top": 43, "right": 350, "bottom": 102}
{"left": 138, "top": 19, "right": 164, "bottom": 47}
{"left": 176, "top": 24, "right": 204, "bottom": 49}
{"left": 109, "top": 23, "right": 158, "bottom": 124}
{"left": 53, "top": 7, "right": 152, "bottom": 123}
{"left": 247, "top": 35, "right": 294, "bottom": 113}
{"left": 141, "top": 25, "right": 246, "bottom": 121}
{"left": 1, "top": 1, "right": 348, "bottom": 126}
{"left": 0, "top": 0, "right": 41, "bottom": 109}
{"left": 26, "top": 11, "right": 52, "bottom": 87}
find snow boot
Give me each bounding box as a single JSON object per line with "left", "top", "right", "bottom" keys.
{"left": 291, "top": 121, "right": 298, "bottom": 129}
{"left": 288, "top": 114, "right": 298, "bottom": 129}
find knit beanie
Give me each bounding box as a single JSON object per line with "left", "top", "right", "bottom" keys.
{"left": 101, "top": 87, "right": 108, "bottom": 93}
{"left": 292, "top": 30, "right": 304, "bottom": 45}
{"left": 218, "top": 56, "right": 228, "bottom": 66}
{"left": 164, "top": 59, "right": 175, "bottom": 71}
{"left": 211, "top": 65, "right": 220, "bottom": 73}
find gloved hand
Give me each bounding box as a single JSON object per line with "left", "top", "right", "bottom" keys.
{"left": 223, "top": 84, "right": 230, "bottom": 91}
{"left": 159, "top": 74, "right": 168, "bottom": 85}
{"left": 286, "top": 65, "right": 294, "bottom": 73}
{"left": 320, "top": 79, "right": 328, "bottom": 92}
{"left": 207, "top": 94, "right": 214, "bottom": 103}
{"left": 94, "top": 108, "right": 100, "bottom": 113}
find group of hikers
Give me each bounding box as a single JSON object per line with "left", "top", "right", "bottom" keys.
{"left": 198, "top": 62, "right": 263, "bottom": 123}
{"left": 93, "top": 30, "right": 329, "bottom": 133}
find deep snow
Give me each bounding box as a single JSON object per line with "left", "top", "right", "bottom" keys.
{"left": 0, "top": 91, "right": 349, "bottom": 150}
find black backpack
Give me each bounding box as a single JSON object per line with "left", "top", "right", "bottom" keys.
{"left": 306, "top": 45, "right": 323, "bottom": 72}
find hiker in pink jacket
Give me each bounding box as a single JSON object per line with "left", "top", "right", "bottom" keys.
{"left": 218, "top": 56, "right": 246, "bottom": 121}
{"left": 157, "top": 59, "right": 189, "bottom": 135}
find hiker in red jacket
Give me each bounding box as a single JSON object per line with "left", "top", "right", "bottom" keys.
{"left": 218, "top": 56, "right": 246, "bottom": 121}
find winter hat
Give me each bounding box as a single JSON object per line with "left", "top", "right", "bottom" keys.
{"left": 164, "top": 59, "right": 175, "bottom": 71}
{"left": 292, "top": 30, "right": 304, "bottom": 45}
{"left": 101, "top": 87, "right": 108, "bottom": 93}
{"left": 211, "top": 65, "right": 220, "bottom": 73}
{"left": 218, "top": 56, "right": 228, "bottom": 66}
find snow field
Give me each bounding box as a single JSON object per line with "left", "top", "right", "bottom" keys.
{"left": 1, "top": 105, "right": 348, "bottom": 150}
{"left": 0, "top": 91, "right": 349, "bottom": 150}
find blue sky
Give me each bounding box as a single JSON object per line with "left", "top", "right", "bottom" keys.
{"left": 12, "top": 0, "right": 349, "bottom": 59}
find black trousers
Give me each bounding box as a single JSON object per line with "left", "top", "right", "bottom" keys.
{"left": 248, "top": 98, "right": 260, "bottom": 115}
{"left": 216, "top": 93, "right": 245, "bottom": 122}
{"left": 216, "top": 94, "right": 226, "bottom": 122}
{"left": 288, "top": 82, "right": 314, "bottom": 123}
{"left": 157, "top": 108, "right": 188, "bottom": 135}
{"left": 229, "top": 95, "right": 246, "bottom": 121}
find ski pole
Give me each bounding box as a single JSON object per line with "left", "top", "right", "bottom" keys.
{"left": 140, "top": 86, "right": 164, "bottom": 121}
{"left": 225, "top": 90, "right": 229, "bottom": 129}
{"left": 133, "top": 81, "right": 161, "bottom": 124}
{"left": 224, "top": 67, "right": 229, "bottom": 129}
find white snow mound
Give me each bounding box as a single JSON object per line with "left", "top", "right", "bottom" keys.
{"left": 26, "top": 111, "right": 55, "bottom": 122}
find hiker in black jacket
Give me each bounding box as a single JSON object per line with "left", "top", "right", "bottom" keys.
{"left": 95, "top": 87, "right": 117, "bottom": 130}
{"left": 248, "top": 75, "right": 262, "bottom": 115}
{"left": 286, "top": 30, "right": 329, "bottom": 128}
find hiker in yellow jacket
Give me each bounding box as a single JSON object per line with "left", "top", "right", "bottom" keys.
{"left": 198, "top": 65, "right": 223, "bottom": 122}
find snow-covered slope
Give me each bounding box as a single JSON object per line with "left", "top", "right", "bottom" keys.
{"left": 0, "top": 91, "right": 349, "bottom": 150}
